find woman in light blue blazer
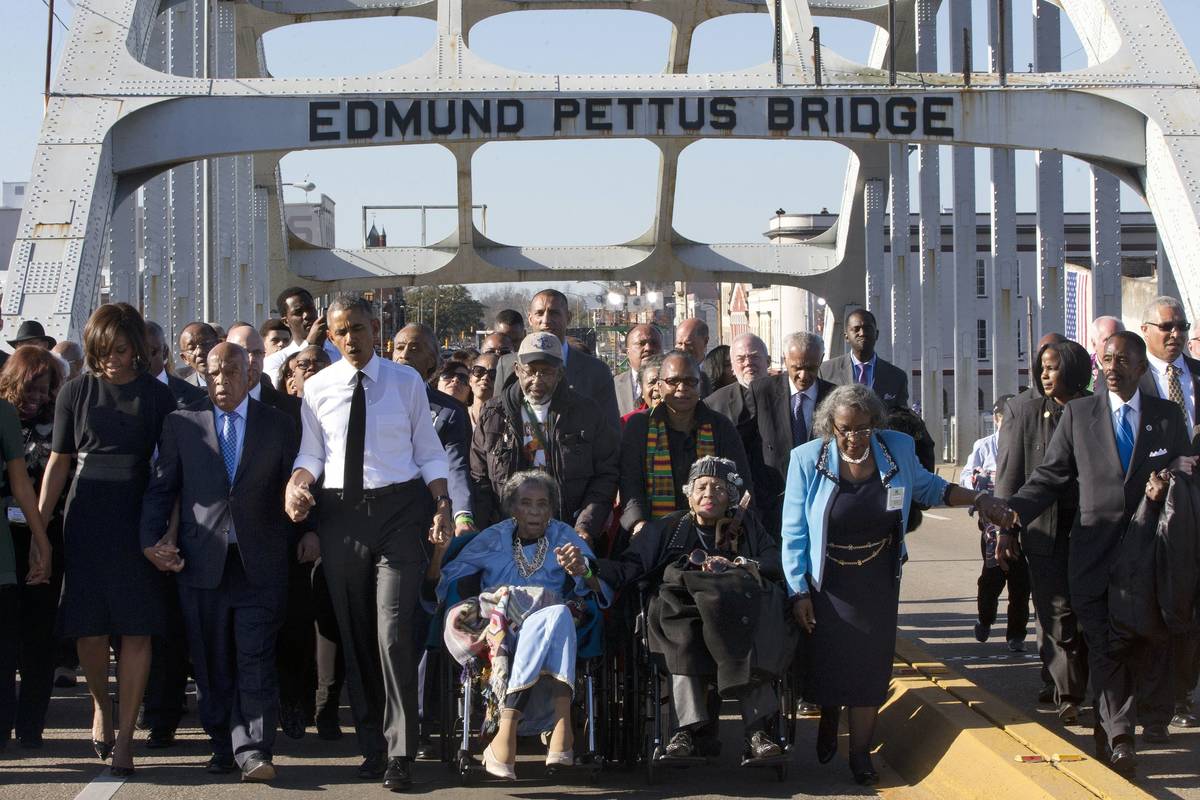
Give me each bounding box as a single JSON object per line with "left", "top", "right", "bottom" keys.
{"left": 781, "top": 384, "right": 1012, "bottom": 785}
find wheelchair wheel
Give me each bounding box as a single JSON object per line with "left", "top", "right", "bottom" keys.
{"left": 457, "top": 751, "right": 473, "bottom": 785}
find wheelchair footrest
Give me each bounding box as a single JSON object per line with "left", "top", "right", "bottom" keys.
{"left": 653, "top": 754, "right": 708, "bottom": 768}
{"left": 739, "top": 753, "right": 790, "bottom": 769}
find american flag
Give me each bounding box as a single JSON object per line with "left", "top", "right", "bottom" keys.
{"left": 1065, "top": 267, "right": 1091, "bottom": 346}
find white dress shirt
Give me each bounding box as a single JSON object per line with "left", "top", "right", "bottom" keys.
{"left": 959, "top": 433, "right": 999, "bottom": 488}
{"left": 789, "top": 377, "right": 819, "bottom": 435}
{"left": 263, "top": 338, "right": 342, "bottom": 389}
{"left": 1108, "top": 388, "right": 1143, "bottom": 452}
{"left": 294, "top": 354, "right": 449, "bottom": 490}
{"left": 1146, "top": 352, "right": 1195, "bottom": 428}
{"left": 156, "top": 369, "right": 169, "bottom": 385}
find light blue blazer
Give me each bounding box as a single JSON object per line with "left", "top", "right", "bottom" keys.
{"left": 781, "top": 429, "right": 949, "bottom": 595}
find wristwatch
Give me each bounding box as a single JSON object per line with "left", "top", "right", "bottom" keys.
{"left": 434, "top": 495, "right": 452, "bottom": 507}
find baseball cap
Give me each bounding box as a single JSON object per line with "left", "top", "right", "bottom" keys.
{"left": 518, "top": 332, "right": 563, "bottom": 366}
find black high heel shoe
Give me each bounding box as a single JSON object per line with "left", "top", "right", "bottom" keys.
{"left": 93, "top": 739, "right": 114, "bottom": 761}
{"left": 848, "top": 751, "right": 879, "bottom": 786}
{"left": 816, "top": 707, "right": 840, "bottom": 764}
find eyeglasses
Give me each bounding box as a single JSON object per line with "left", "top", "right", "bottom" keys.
{"left": 440, "top": 372, "right": 469, "bottom": 385}
{"left": 483, "top": 347, "right": 513, "bottom": 356}
{"left": 470, "top": 366, "right": 497, "bottom": 380}
{"left": 658, "top": 376, "right": 700, "bottom": 388}
{"left": 833, "top": 425, "right": 873, "bottom": 439}
{"left": 688, "top": 549, "right": 730, "bottom": 573}
{"left": 1144, "top": 321, "right": 1191, "bottom": 333}
{"left": 293, "top": 359, "right": 326, "bottom": 371}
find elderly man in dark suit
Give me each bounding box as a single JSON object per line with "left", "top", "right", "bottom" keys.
{"left": 1002, "top": 332, "right": 1195, "bottom": 776}
{"left": 706, "top": 332, "right": 770, "bottom": 428}
{"left": 615, "top": 323, "right": 663, "bottom": 417}
{"left": 227, "top": 324, "right": 301, "bottom": 431}
{"left": 747, "top": 332, "right": 835, "bottom": 533}
{"left": 495, "top": 290, "right": 620, "bottom": 430}
{"left": 819, "top": 309, "right": 908, "bottom": 410}
{"left": 177, "top": 322, "right": 220, "bottom": 389}
{"left": 1136, "top": 296, "right": 1200, "bottom": 730}
{"left": 148, "top": 321, "right": 206, "bottom": 409}
{"left": 141, "top": 343, "right": 314, "bottom": 781}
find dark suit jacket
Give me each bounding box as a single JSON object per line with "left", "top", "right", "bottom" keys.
{"left": 427, "top": 385, "right": 473, "bottom": 519}
{"left": 497, "top": 346, "right": 620, "bottom": 431}
{"left": 995, "top": 389, "right": 1086, "bottom": 557}
{"left": 819, "top": 352, "right": 909, "bottom": 409}
{"left": 166, "top": 373, "right": 206, "bottom": 410}
{"left": 746, "top": 374, "right": 835, "bottom": 524}
{"left": 1007, "top": 391, "right": 1193, "bottom": 600}
{"left": 1138, "top": 354, "right": 1200, "bottom": 425}
{"left": 705, "top": 382, "right": 752, "bottom": 428}
{"left": 140, "top": 398, "right": 300, "bottom": 591}
{"left": 256, "top": 375, "right": 302, "bottom": 433}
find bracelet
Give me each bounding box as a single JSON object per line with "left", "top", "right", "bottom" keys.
{"left": 454, "top": 512, "right": 474, "bottom": 526}
{"left": 582, "top": 566, "right": 594, "bottom": 580}
{"left": 434, "top": 495, "right": 452, "bottom": 506}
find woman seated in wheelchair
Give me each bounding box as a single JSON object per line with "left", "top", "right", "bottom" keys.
{"left": 599, "top": 456, "right": 796, "bottom": 764}
{"left": 432, "top": 469, "right": 612, "bottom": 781}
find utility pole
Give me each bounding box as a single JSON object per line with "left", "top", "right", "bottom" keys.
{"left": 44, "top": 0, "right": 55, "bottom": 111}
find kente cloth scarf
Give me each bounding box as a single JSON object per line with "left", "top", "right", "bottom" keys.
{"left": 645, "top": 408, "right": 715, "bottom": 519}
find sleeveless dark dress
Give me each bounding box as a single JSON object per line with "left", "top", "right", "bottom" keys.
{"left": 53, "top": 373, "right": 175, "bottom": 637}
{"left": 810, "top": 474, "right": 902, "bottom": 707}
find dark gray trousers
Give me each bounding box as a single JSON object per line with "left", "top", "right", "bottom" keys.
{"left": 318, "top": 482, "right": 432, "bottom": 759}
{"left": 1026, "top": 535, "right": 1088, "bottom": 706}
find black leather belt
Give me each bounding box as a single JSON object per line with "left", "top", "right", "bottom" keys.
{"left": 322, "top": 482, "right": 412, "bottom": 502}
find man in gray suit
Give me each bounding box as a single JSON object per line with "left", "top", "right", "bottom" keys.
{"left": 819, "top": 309, "right": 909, "bottom": 410}
{"left": 1002, "top": 332, "right": 1195, "bottom": 776}
{"left": 177, "top": 321, "right": 220, "bottom": 389}
{"left": 141, "top": 343, "right": 313, "bottom": 781}
{"left": 615, "top": 323, "right": 663, "bottom": 417}
{"left": 495, "top": 289, "right": 620, "bottom": 430}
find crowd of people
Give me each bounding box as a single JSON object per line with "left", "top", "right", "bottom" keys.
{"left": 0, "top": 286, "right": 1196, "bottom": 790}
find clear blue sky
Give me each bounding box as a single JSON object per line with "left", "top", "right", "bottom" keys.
{"left": 2, "top": 0, "right": 1199, "bottom": 250}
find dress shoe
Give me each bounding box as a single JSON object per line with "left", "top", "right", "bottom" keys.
{"left": 974, "top": 622, "right": 990, "bottom": 643}
{"left": 545, "top": 749, "right": 574, "bottom": 767}
{"left": 816, "top": 707, "right": 840, "bottom": 764}
{"left": 796, "top": 701, "right": 821, "bottom": 718}
{"left": 53, "top": 667, "right": 78, "bottom": 689}
{"left": 93, "top": 739, "right": 115, "bottom": 761}
{"left": 1142, "top": 724, "right": 1171, "bottom": 744}
{"left": 1109, "top": 741, "right": 1136, "bottom": 777}
{"left": 663, "top": 730, "right": 694, "bottom": 758}
{"left": 1171, "top": 704, "right": 1199, "bottom": 728}
{"left": 145, "top": 729, "right": 176, "bottom": 749}
{"left": 109, "top": 765, "right": 135, "bottom": 778}
{"left": 382, "top": 757, "right": 412, "bottom": 791}
{"left": 207, "top": 753, "right": 236, "bottom": 774}
{"left": 482, "top": 745, "right": 516, "bottom": 780}
{"left": 241, "top": 754, "right": 276, "bottom": 783}
{"left": 746, "top": 731, "right": 782, "bottom": 760}
{"left": 1007, "top": 638, "right": 1025, "bottom": 653}
{"left": 279, "top": 703, "right": 306, "bottom": 740}
{"left": 415, "top": 734, "right": 436, "bottom": 760}
{"left": 849, "top": 751, "right": 879, "bottom": 786}
{"left": 317, "top": 722, "right": 343, "bottom": 741}
{"left": 1057, "top": 703, "right": 1080, "bottom": 725}
{"left": 358, "top": 753, "right": 387, "bottom": 779}
{"left": 17, "top": 734, "right": 43, "bottom": 749}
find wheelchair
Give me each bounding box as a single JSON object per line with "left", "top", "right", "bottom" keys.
{"left": 428, "top": 533, "right": 609, "bottom": 785}
{"left": 623, "top": 576, "right": 799, "bottom": 784}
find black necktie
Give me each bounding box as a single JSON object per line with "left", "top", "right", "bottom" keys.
{"left": 344, "top": 371, "right": 366, "bottom": 505}
{"left": 791, "top": 392, "right": 807, "bottom": 447}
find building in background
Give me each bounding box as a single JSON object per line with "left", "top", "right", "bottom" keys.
{"left": 0, "top": 182, "right": 28, "bottom": 290}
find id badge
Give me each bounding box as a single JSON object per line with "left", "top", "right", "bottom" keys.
{"left": 6, "top": 506, "right": 27, "bottom": 525}
{"left": 886, "top": 487, "right": 905, "bottom": 512}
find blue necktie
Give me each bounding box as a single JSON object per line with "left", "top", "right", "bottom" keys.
{"left": 1115, "top": 404, "right": 1135, "bottom": 474}
{"left": 791, "top": 392, "right": 807, "bottom": 446}
{"left": 220, "top": 411, "right": 239, "bottom": 485}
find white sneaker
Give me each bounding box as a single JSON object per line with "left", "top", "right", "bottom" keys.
{"left": 545, "top": 749, "right": 573, "bottom": 767}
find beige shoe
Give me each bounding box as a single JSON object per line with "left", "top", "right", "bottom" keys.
{"left": 482, "top": 745, "right": 516, "bottom": 780}
{"left": 545, "top": 750, "right": 573, "bottom": 767}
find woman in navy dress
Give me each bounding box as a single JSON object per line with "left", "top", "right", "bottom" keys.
{"left": 38, "top": 304, "right": 175, "bottom": 776}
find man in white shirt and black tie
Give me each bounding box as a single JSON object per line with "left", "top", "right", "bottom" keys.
{"left": 1138, "top": 295, "right": 1200, "bottom": 731}
{"left": 284, "top": 295, "right": 452, "bottom": 791}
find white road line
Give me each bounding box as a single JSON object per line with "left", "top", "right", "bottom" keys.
{"left": 73, "top": 773, "right": 127, "bottom": 800}
{"left": 923, "top": 512, "right": 950, "bottom": 520}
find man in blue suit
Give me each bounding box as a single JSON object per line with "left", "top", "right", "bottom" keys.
{"left": 141, "top": 343, "right": 316, "bottom": 781}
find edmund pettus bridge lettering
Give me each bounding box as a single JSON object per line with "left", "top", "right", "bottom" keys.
{"left": 307, "top": 95, "right": 956, "bottom": 143}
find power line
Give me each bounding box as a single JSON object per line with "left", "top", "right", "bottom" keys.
{"left": 37, "top": 0, "right": 70, "bottom": 29}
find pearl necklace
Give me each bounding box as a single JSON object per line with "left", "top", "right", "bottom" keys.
{"left": 842, "top": 447, "right": 872, "bottom": 465}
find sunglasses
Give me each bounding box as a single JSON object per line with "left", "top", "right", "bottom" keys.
{"left": 688, "top": 549, "right": 730, "bottom": 573}
{"left": 439, "top": 371, "right": 469, "bottom": 385}
{"left": 1144, "top": 321, "right": 1191, "bottom": 333}
{"left": 470, "top": 366, "right": 497, "bottom": 380}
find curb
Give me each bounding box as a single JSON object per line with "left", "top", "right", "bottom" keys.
{"left": 876, "top": 637, "right": 1153, "bottom": 800}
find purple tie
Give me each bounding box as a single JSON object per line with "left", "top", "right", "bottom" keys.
{"left": 856, "top": 363, "right": 867, "bottom": 384}
{"left": 791, "top": 392, "right": 807, "bottom": 446}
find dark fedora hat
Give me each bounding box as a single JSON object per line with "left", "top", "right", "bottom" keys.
{"left": 8, "top": 320, "right": 56, "bottom": 349}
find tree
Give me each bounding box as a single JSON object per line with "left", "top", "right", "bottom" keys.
{"left": 403, "top": 285, "right": 486, "bottom": 345}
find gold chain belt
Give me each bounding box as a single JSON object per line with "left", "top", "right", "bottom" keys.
{"left": 826, "top": 536, "right": 891, "bottom": 567}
